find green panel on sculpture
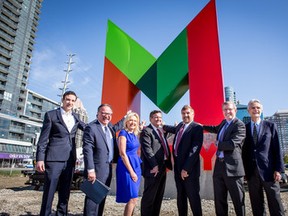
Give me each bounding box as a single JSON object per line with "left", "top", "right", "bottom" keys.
{"left": 136, "top": 62, "right": 158, "bottom": 105}
{"left": 105, "top": 20, "right": 156, "bottom": 84}
{"left": 156, "top": 29, "right": 189, "bottom": 112}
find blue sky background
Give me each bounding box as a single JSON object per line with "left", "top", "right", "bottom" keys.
{"left": 28, "top": 0, "right": 288, "bottom": 124}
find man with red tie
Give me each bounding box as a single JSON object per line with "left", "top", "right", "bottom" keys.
{"left": 140, "top": 110, "right": 172, "bottom": 216}
{"left": 163, "top": 105, "right": 203, "bottom": 216}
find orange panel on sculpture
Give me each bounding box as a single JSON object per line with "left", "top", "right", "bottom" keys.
{"left": 102, "top": 58, "right": 140, "bottom": 123}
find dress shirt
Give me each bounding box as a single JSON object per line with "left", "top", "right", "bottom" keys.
{"left": 61, "top": 108, "right": 75, "bottom": 132}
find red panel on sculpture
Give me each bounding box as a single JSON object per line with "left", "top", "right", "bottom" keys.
{"left": 187, "top": 0, "right": 224, "bottom": 125}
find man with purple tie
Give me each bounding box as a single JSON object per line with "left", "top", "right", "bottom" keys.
{"left": 163, "top": 105, "right": 203, "bottom": 216}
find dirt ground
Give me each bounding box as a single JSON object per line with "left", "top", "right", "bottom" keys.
{"left": 0, "top": 174, "right": 288, "bottom": 216}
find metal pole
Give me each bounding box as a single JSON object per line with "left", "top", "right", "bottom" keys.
{"left": 59, "top": 54, "right": 75, "bottom": 104}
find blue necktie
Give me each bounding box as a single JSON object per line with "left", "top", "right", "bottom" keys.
{"left": 217, "top": 122, "right": 228, "bottom": 157}
{"left": 105, "top": 126, "right": 113, "bottom": 162}
{"left": 219, "top": 122, "right": 228, "bottom": 142}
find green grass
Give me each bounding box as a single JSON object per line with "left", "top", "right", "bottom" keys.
{"left": 0, "top": 170, "right": 22, "bottom": 176}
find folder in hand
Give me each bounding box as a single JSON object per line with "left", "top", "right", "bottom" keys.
{"left": 80, "top": 179, "right": 111, "bottom": 204}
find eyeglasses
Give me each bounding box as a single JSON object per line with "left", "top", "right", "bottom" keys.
{"left": 101, "top": 112, "right": 113, "bottom": 116}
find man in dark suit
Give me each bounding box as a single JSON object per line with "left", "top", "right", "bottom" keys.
{"left": 140, "top": 110, "right": 172, "bottom": 216}
{"left": 203, "top": 101, "right": 246, "bottom": 216}
{"left": 242, "top": 99, "right": 285, "bottom": 216}
{"left": 163, "top": 105, "right": 203, "bottom": 216}
{"left": 36, "top": 91, "right": 86, "bottom": 216}
{"left": 82, "top": 104, "right": 127, "bottom": 216}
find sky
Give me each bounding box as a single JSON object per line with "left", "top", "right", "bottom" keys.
{"left": 28, "top": 0, "right": 288, "bottom": 124}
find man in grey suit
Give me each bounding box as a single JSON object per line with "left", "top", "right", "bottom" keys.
{"left": 203, "top": 101, "right": 246, "bottom": 216}
{"left": 140, "top": 110, "right": 172, "bottom": 216}
{"left": 163, "top": 105, "right": 203, "bottom": 216}
{"left": 36, "top": 91, "right": 86, "bottom": 216}
{"left": 242, "top": 99, "right": 285, "bottom": 216}
{"left": 82, "top": 104, "right": 127, "bottom": 216}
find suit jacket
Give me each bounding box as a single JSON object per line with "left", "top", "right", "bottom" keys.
{"left": 82, "top": 119, "right": 124, "bottom": 181}
{"left": 203, "top": 118, "right": 246, "bottom": 177}
{"left": 163, "top": 121, "right": 203, "bottom": 177}
{"left": 140, "top": 124, "right": 172, "bottom": 177}
{"left": 242, "top": 120, "right": 284, "bottom": 182}
{"left": 36, "top": 108, "right": 86, "bottom": 163}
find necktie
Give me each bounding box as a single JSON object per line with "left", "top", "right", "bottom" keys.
{"left": 105, "top": 126, "right": 113, "bottom": 162}
{"left": 253, "top": 123, "right": 258, "bottom": 145}
{"left": 218, "top": 122, "right": 228, "bottom": 142}
{"left": 217, "top": 122, "right": 228, "bottom": 158}
{"left": 174, "top": 124, "right": 185, "bottom": 156}
{"left": 157, "top": 128, "right": 169, "bottom": 158}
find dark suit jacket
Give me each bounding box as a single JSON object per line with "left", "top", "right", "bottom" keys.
{"left": 242, "top": 120, "right": 284, "bottom": 182}
{"left": 82, "top": 119, "right": 124, "bottom": 181}
{"left": 140, "top": 124, "right": 172, "bottom": 177}
{"left": 203, "top": 118, "right": 246, "bottom": 177}
{"left": 36, "top": 108, "right": 86, "bottom": 163}
{"left": 163, "top": 122, "right": 203, "bottom": 177}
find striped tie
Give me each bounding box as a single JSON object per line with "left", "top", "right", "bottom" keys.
{"left": 253, "top": 123, "right": 258, "bottom": 145}
{"left": 174, "top": 124, "right": 185, "bottom": 156}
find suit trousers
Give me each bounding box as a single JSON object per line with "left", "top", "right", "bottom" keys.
{"left": 141, "top": 169, "right": 167, "bottom": 216}
{"left": 83, "top": 164, "right": 112, "bottom": 216}
{"left": 247, "top": 165, "right": 285, "bottom": 216}
{"left": 213, "top": 159, "right": 245, "bottom": 216}
{"left": 174, "top": 169, "right": 202, "bottom": 216}
{"left": 40, "top": 157, "right": 74, "bottom": 216}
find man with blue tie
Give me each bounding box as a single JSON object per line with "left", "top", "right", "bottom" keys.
{"left": 82, "top": 104, "right": 129, "bottom": 216}
{"left": 36, "top": 91, "right": 86, "bottom": 216}
{"left": 203, "top": 101, "right": 246, "bottom": 216}
{"left": 242, "top": 99, "right": 285, "bottom": 216}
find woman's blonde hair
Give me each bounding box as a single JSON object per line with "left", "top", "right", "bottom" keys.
{"left": 123, "top": 112, "right": 140, "bottom": 135}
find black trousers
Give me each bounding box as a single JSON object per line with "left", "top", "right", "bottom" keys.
{"left": 247, "top": 165, "right": 285, "bottom": 216}
{"left": 141, "top": 170, "right": 167, "bottom": 216}
{"left": 213, "top": 159, "right": 245, "bottom": 216}
{"left": 40, "top": 157, "right": 74, "bottom": 216}
{"left": 174, "top": 169, "right": 202, "bottom": 216}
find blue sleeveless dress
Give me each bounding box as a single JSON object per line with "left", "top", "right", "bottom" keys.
{"left": 116, "top": 129, "right": 142, "bottom": 203}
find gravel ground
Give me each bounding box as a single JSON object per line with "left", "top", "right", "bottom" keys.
{"left": 0, "top": 175, "right": 287, "bottom": 215}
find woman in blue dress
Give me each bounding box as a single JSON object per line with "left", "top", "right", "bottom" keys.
{"left": 116, "top": 112, "right": 142, "bottom": 216}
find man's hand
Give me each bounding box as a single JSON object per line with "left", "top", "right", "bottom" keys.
{"left": 126, "top": 110, "right": 132, "bottom": 116}
{"left": 87, "top": 171, "right": 96, "bottom": 184}
{"left": 274, "top": 171, "right": 282, "bottom": 182}
{"left": 36, "top": 161, "right": 45, "bottom": 172}
{"left": 150, "top": 165, "right": 159, "bottom": 177}
{"left": 181, "top": 169, "right": 189, "bottom": 180}
{"left": 140, "top": 120, "right": 146, "bottom": 130}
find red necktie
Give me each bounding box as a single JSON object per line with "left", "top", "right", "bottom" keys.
{"left": 157, "top": 128, "right": 169, "bottom": 158}
{"left": 174, "top": 124, "right": 185, "bottom": 156}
